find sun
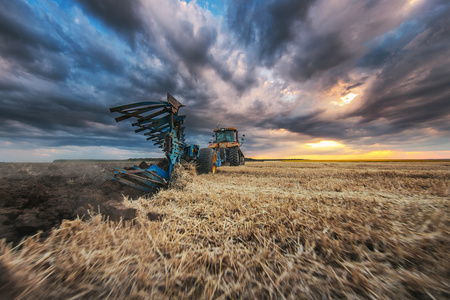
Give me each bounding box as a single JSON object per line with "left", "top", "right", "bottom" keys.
{"left": 306, "top": 140, "right": 345, "bottom": 148}
{"left": 341, "top": 93, "right": 358, "bottom": 104}
{"left": 332, "top": 93, "right": 358, "bottom": 106}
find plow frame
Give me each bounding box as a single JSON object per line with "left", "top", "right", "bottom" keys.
{"left": 109, "top": 93, "right": 200, "bottom": 192}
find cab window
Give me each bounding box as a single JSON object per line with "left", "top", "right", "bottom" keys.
{"left": 216, "top": 131, "right": 235, "bottom": 142}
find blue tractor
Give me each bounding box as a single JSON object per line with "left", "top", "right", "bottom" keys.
{"left": 109, "top": 94, "right": 243, "bottom": 192}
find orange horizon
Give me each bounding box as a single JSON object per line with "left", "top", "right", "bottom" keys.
{"left": 250, "top": 150, "right": 450, "bottom": 160}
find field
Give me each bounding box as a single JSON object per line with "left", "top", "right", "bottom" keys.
{"left": 0, "top": 161, "right": 449, "bottom": 299}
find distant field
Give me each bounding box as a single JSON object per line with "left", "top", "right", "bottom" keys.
{"left": 1, "top": 161, "right": 449, "bottom": 299}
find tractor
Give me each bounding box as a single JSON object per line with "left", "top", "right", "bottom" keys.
{"left": 209, "top": 127, "right": 245, "bottom": 167}
{"left": 108, "top": 94, "right": 245, "bottom": 192}
{"left": 195, "top": 127, "right": 246, "bottom": 175}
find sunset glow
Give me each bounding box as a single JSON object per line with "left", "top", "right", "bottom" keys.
{"left": 341, "top": 93, "right": 358, "bottom": 104}
{"left": 306, "top": 141, "right": 345, "bottom": 148}
{"left": 252, "top": 150, "right": 450, "bottom": 161}
{"left": 332, "top": 93, "right": 358, "bottom": 106}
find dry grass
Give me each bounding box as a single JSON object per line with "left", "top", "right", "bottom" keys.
{"left": 168, "top": 163, "right": 197, "bottom": 191}
{"left": 1, "top": 161, "right": 449, "bottom": 299}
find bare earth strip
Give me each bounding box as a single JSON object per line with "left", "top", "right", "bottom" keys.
{"left": 1, "top": 161, "right": 449, "bottom": 299}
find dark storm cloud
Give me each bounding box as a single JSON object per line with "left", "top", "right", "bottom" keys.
{"left": 71, "top": 40, "right": 123, "bottom": 74}
{"left": 166, "top": 23, "right": 218, "bottom": 68}
{"left": 74, "top": 0, "right": 144, "bottom": 39}
{"left": 286, "top": 33, "right": 353, "bottom": 81}
{"left": 0, "top": 1, "right": 69, "bottom": 81}
{"left": 1, "top": 90, "right": 108, "bottom": 134}
{"left": 263, "top": 110, "right": 340, "bottom": 138}
{"left": 0, "top": 2, "right": 60, "bottom": 55}
{"left": 227, "top": 0, "right": 316, "bottom": 66}
{"left": 154, "top": 15, "right": 257, "bottom": 96}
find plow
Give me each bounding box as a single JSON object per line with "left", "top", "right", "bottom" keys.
{"left": 109, "top": 93, "right": 245, "bottom": 192}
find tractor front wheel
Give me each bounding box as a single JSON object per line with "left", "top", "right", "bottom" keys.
{"left": 197, "top": 148, "right": 217, "bottom": 174}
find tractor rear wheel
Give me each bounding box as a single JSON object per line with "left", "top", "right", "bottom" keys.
{"left": 240, "top": 153, "right": 245, "bottom": 165}
{"left": 229, "top": 147, "right": 240, "bottom": 166}
{"left": 197, "top": 148, "right": 217, "bottom": 174}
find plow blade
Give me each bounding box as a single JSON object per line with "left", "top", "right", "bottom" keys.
{"left": 109, "top": 102, "right": 171, "bottom": 151}
{"left": 109, "top": 94, "right": 187, "bottom": 152}
{"left": 109, "top": 164, "right": 169, "bottom": 193}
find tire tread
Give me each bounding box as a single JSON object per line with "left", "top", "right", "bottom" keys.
{"left": 197, "top": 148, "right": 215, "bottom": 174}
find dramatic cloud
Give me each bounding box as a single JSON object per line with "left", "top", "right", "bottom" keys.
{"left": 75, "top": 0, "right": 144, "bottom": 38}
{"left": 227, "top": 0, "right": 316, "bottom": 66}
{"left": 0, "top": 0, "right": 449, "bottom": 161}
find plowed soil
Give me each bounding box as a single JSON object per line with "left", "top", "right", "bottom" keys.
{"left": 0, "top": 162, "right": 149, "bottom": 244}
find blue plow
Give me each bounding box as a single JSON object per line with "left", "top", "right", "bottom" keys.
{"left": 109, "top": 93, "right": 199, "bottom": 193}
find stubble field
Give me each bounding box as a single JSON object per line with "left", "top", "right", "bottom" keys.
{"left": 1, "top": 161, "right": 449, "bottom": 299}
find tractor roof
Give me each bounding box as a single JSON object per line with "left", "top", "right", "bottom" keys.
{"left": 213, "top": 127, "right": 237, "bottom": 132}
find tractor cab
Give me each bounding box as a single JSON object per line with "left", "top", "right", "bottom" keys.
{"left": 214, "top": 127, "right": 238, "bottom": 143}
{"left": 211, "top": 127, "right": 245, "bottom": 147}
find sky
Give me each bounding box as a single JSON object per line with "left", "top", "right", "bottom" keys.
{"left": 0, "top": 0, "right": 449, "bottom": 162}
